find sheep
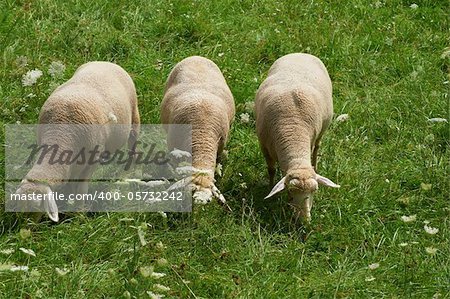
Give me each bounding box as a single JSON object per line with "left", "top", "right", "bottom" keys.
{"left": 161, "top": 56, "right": 235, "bottom": 207}
{"left": 255, "top": 53, "right": 340, "bottom": 222}
{"left": 16, "top": 61, "right": 140, "bottom": 222}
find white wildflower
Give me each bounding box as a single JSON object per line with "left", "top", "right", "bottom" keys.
{"left": 155, "top": 241, "right": 166, "bottom": 250}
{"left": 157, "top": 258, "right": 168, "bottom": 266}
{"left": 244, "top": 101, "right": 255, "bottom": 113}
{"left": 441, "top": 48, "right": 450, "bottom": 59}
{"left": 433, "top": 292, "right": 442, "bottom": 299}
{"left": 240, "top": 182, "right": 247, "bottom": 189}
{"left": 140, "top": 266, "right": 154, "bottom": 278}
{"left": 218, "top": 52, "right": 224, "bottom": 57}
{"left": 151, "top": 272, "right": 166, "bottom": 279}
{"left": 19, "top": 247, "right": 36, "bottom": 257}
{"left": 154, "top": 284, "right": 171, "bottom": 292}
{"left": 30, "top": 269, "right": 41, "bottom": 279}
{"left": 147, "top": 291, "right": 165, "bottom": 299}
{"left": 399, "top": 242, "right": 408, "bottom": 247}
{"left": 401, "top": 215, "right": 416, "bottom": 223}
{"left": 26, "top": 93, "right": 36, "bottom": 98}
{"left": 0, "top": 249, "right": 14, "bottom": 255}
{"left": 425, "top": 247, "right": 438, "bottom": 255}
{"left": 424, "top": 225, "right": 439, "bottom": 235}
{"left": 10, "top": 265, "right": 29, "bottom": 272}
{"left": 409, "top": 3, "right": 418, "bottom": 9}
{"left": 368, "top": 263, "right": 380, "bottom": 270}
{"left": 22, "top": 69, "right": 43, "bottom": 86}
{"left": 48, "top": 61, "right": 66, "bottom": 77}
{"left": 365, "top": 276, "right": 376, "bottom": 282}
{"left": 215, "top": 163, "right": 223, "bottom": 177}
{"left": 170, "top": 148, "right": 191, "bottom": 159}
{"left": 374, "top": 1, "right": 383, "bottom": 8}
{"left": 129, "top": 278, "right": 138, "bottom": 285}
{"left": 158, "top": 211, "right": 167, "bottom": 218}
{"left": 427, "top": 118, "right": 447, "bottom": 123}
{"left": 420, "top": 183, "right": 432, "bottom": 191}
{"left": 385, "top": 37, "right": 393, "bottom": 46}
{"left": 335, "top": 114, "right": 349, "bottom": 122}
{"left": 193, "top": 189, "right": 213, "bottom": 204}
{"left": 15, "top": 56, "right": 28, "bottom": 68}
{"left": 240, "top": 113, "right": 250, "bottom": 124}
{"left": 55, "top": 267, "right": 70, "bottom": 276}
{"left": 138, "top": 227, "right": 147, "bottom": 246}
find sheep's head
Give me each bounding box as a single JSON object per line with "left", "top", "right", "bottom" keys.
{"left": 264, "top": 167, "right": 340, "bottom": 222}
{"left": 15, "top": 180, "right": 59, "bottom": 222}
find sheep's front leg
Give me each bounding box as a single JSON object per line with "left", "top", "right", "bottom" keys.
{"left": 261, "top": 144, "right": 276, "bottom": 186}
{"left": 312, "top": 142, "right": 320, "bottom": 171}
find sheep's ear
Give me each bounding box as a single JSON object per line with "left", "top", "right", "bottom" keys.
{"left": 265, "top": 176, "right": 286, "bottom": 199}
{"left": 167, "top": 176, "right": 194, "bottom": 192}
{"left": 44, "top": 189, "right": 59, "bottom": 222}
{"left": 316, "top": 174, "right": 340, "bottom": 188}
{"left": 211, "top": 184, "right": 232, "bottom": 212}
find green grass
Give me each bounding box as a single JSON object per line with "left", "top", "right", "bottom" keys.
{"left": 0, "top": 0, "right": 449, "bottom": 298}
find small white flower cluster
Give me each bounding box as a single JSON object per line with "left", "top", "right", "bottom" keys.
{"left": 424, "top": 224, "right": 439, "bottom": 235}
{"left": 0, "top": 248, "right": 14, "bottom": 255}
{"left": 19, "top": 57, "right": 66, "bottom": 87}
{"left": 240, "top": 113, "right": 250, "bottom": 124}
{"left": 335, "top": 113, "right": 349, "bottom": 123}
{"left": 48, "top": 61, "right": 66, "bottom": 77}
{"left": 22, "top": 69, "right": 43, "bottom": 87}
{"left": 244, "top": 101, "right": 255, "bottom": 113}
{"left": 55, "top": 267, "right": 70, "bottom": 276}
{"left": 401, "top": 215, "right": 416, "bottom": 223}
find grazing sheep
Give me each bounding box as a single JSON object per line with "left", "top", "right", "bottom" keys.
{"left": 255, "top": 53, "right": 340, "bottom": 222}
{"left": 16, "top": 61, "right": 140, "bottom": 222}
{"left": 161, "top": 56, "right": 235, "bottom": 206}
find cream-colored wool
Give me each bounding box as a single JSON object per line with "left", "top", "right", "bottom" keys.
{"left": 255, "top": 53, "right": 339, "bottom": 221}
{"left": 16, "top": 61, "right": 140, "bottom": 222}
{"left": 161, "top": 56, "right": 235, "bottom": 205}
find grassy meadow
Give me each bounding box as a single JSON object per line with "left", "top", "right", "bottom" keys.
{"left": 0, "top": 0, "right": 449, "bottom": 298}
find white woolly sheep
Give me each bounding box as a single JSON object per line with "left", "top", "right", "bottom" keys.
{"left": 255, "top": 53, "right": 340, "bottom": 222}
{"left": 161, "top": 56, "right": 235, "bottom": 206}
{"left": 16, "top": 61, "right": 140, "bottom": 222}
